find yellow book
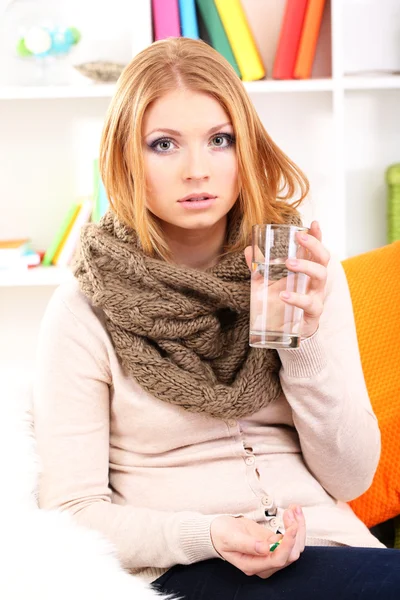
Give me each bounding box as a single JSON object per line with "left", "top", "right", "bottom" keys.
{"left": 214, "top": 0, "right": 265, "bottom": 81}
{"left": 51, "top": 202, "right": 82, "bottom": 264}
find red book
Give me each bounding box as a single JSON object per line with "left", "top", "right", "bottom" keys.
{"left": 152, "top": 0, "right": 181, "bottom": 40}
{"left": 294, "top": 0, "right": 327, "bottom": 79}
{"left": 272, "top": 0, "right": 308, "bottom": 80}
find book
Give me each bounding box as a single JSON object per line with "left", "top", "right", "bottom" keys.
{"left": 92, "top": 159, "right": 109, "bottom": 224}
{"left": 196, "top": 0, "right": 241, "bottom": 78}
{"left": 152, "top": 0, "right": 181, "bottom": 40}
{"left": 272, "top": 0, "right": 308, "bottom": 80}
{"left": 42, "top": 203, "right": 81, "bottom": 266}
{"left": 54, "top": 199, "right": 93, "bottom": 268}
{"left": 294, "top": 0, "right": 327, "bottom": 79}
{"left": 0, "top": 238, "right": 31, "bottom": 269}
{"left": 132, "top": 0, "right": 153, "bottom": 57}
{"left": 241, "top": 0, "right": 286, "bottom": 78}
{"left": 179, "top": 0, "right": 199, "bottom": 39}
{"left": 214, "top": 0, "right": 265, "bottom": 81}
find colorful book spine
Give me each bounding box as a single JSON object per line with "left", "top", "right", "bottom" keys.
{"left": 42, "top": 202, "right": 80, "bottom": 266}
{"left": 132, "top": 0, "right": 153, "bottom": 56}
{"left": 214, "top": 0, "right": 265, "bottom": 81}
{"left": 196, "top": 0, "right": 241, "bottom": 78}
{"left": 54, "top": 199, "right": 93, "bottom": 268}
{"left": 92, "top": 159, "right": 109, "bottom": 224}
{"left": 179, "top": 0, "right": 199, "bottom": 39}
{"left": 272, "top": 0, "right": 308, "bottom": 80}
{"left": 152, "top": 0, "right": 181, "bottom": 40}
{"left": 294, "top": 0, "right": 327, "bottom": 79}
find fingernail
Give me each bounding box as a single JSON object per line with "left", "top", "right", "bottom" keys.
{"left": 287, "top": 259, "right": 298, "bottom": 267}
{"left": 295, "top": 506, "right": 303, "bottom": 517}
{"left": 280, "top": 292, "right": 290, "bottom": 300}
{"left": 255, "top": 541, "right": 267, "bottom": 554}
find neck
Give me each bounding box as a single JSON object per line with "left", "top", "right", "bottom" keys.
{"left": 161, "top": 217, "right": 227, "bottom": 270}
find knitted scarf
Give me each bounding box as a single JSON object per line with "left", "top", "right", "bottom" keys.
{"left": 74, "top": 211, "right": 297, "bottom": 420}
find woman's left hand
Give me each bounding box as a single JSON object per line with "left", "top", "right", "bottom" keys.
{"left": 281, "top": 220, "right": 330, "bottom": 338}
{"left": 245, "top": 221, "right": 330, "bottom": 339}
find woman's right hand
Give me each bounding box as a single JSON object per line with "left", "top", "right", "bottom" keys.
{"left": 210, "top": 505, "right": 305, "bottom": 579}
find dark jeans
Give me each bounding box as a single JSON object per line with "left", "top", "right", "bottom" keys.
{"left": 152, "top": 547, "right": 400, "bottom": 599}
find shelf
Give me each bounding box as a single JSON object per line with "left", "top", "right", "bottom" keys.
{"left": 0, "top": 266, "right": 73, "bottom": 287}
{"left": 0, "top": 84, "right": 116, "bottom": 100}
{"left": 244, "top": 78, "right": 334, "bottom": 93}
{"left": 2, "top": 76, "right": 400, "bottom": 100}
{"left": 343, "top": 75, "right": 400, "bottom": 90}
{"left": 0, "top": 79, "right": 335, "bottom": 99}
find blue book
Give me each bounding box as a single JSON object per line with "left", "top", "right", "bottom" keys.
{"left": 179, "top": 0, "right": 199, "bottom": 38}
{"left": 92, "top": 159, "right": 109, "bottom": 223}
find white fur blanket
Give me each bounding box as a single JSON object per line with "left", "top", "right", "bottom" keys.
{"left": 0, "top": 371, "right": 172, "bottom": 600}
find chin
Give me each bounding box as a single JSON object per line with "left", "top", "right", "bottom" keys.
{"left": 179, "top": 218, "right": 223, "bottom": 231}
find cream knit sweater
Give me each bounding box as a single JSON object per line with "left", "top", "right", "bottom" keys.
{"left": 33, "top": 256, "right": 384, "bottom": 584}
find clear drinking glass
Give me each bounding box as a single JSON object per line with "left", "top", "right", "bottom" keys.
{"left": 249, "top": 224, "right": 310, "bottom": 349}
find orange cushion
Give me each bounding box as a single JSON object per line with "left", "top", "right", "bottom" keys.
{"left": 342, "top": 241, "right": 400, "bottom": 528}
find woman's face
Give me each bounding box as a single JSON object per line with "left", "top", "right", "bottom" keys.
{"left": 142, "top": 89, "right": 239, "bottom": 234}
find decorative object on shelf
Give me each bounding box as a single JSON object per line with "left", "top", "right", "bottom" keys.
{"left": 16, "top": 24, "right": 80, "bottom": 59}
{"left": 386, "top": 163, "right": 400, "bottom": 243}
{"left": 73, "top": 61, "right": 126, "bottom": 83}
{"left": 1, "top": 0, "right": 82, "bottom": 85}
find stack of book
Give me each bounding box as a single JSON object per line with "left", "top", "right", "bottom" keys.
{"left": 2, "top": 159, "right": 109, "bottom": 274}
{"left": 42, "top": 159, "right": 108, "bottom": 269}
{"left": 272, "top": 0, "right": 327, "bottom": 80}
{"left": 0, "top": 239, "right": 41, "bottom": 271}
{"left": 148, "top": 0, "right": 327, "bottom": 81}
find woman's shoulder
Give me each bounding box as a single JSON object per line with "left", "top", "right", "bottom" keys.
{"left": 37, "top": 278, "right": 113, "bottom": 384}
{"left": 43, "top": 276, "right": 109, "bottom": 344}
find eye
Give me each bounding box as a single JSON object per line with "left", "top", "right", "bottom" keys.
{"left": 210, "top": 133, "right": 235, "bottom": 149}
{"left": 149, "top": 137, "right": 176, "bottom": 153}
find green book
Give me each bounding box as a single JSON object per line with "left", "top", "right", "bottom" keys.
{"left": 196, "top": 0, "right": 241, "bottom": 78}
{"left": 42, "top": 202, "right": 80, "bottom": 266}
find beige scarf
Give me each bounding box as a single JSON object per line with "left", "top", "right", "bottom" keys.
{"left": 74, "top": 211, "right": 297, "bottom": 420}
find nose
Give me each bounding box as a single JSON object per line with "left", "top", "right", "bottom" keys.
{"left": 182, "top": 146, "right": 210, "bottom": 181}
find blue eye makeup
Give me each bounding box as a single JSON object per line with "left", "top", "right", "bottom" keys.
{"left": 210, "top": 133, "right": 236, "bottom": 148}
{"left": 149, "top": 137, "right": 176, "bottom": 153}
{"left": 147, "top": 132, "right": 236, "bottom": 154}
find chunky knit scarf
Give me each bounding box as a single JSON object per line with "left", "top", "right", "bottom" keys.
{"left": 74, "top": 211, "right": 296, "bottom": 420}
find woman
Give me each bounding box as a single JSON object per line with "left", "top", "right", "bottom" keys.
{"left": 33, "top": 38, "right": 400, "bottom": 599}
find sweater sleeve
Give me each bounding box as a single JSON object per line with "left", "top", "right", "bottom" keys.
{"left": 277, "top": 256, "right": 381, "bottom": 503}
{"left": 33, "top": 284, "right": 220, "bottom": 572}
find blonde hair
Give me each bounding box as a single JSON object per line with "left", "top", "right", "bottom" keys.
{"left": 100, "top": 37, "right": 309, "bottom": 260}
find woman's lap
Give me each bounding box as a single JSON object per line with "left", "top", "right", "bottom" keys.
{"left": 152, "top": 547, "right": 400, "bottom": 600}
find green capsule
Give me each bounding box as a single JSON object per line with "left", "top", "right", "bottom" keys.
{"left": 269, "top": 540, "right": 282, "bottom": 552}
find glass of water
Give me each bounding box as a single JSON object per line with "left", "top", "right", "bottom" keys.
{"left": 249, "top": 224, "right": 310, "bottom": 349}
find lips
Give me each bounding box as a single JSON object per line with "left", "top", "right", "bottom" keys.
{"left": 178, "top": 193, "right": 216, "bottom": 202}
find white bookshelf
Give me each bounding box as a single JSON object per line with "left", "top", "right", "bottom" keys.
{"left": 0, "top": 266, "right": 72, "bottom": 287}
{"left": 0, "top": 83, "right": 117, "bottom": 99}
{"left": 1, "top": 0, "right": 399, "bottom": 373}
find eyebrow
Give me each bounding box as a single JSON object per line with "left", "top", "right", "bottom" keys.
{"left": 145, "top": 122, "right": 233, "bottom": 137}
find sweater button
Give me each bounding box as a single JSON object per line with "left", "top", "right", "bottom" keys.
{"left": 269, "top": 517, "right": 279, "bottom": 529}
{"left": 245, "top": 456, "right": 255, "bottom": 466}
{"left": 262, "top": 495, "right": 272, "bottom": 507}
